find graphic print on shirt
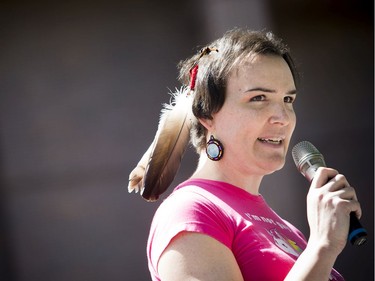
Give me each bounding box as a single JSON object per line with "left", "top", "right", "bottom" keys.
{"left": 244, "top": 212, "right": 303, "bottom": 257}
{"left": 268, "top": 228, "right": 302, "bottom": 257}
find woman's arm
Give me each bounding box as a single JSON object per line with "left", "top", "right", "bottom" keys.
{"left": 285, "top": 167, "right": 361, "bottom": 280}
{"left": 158, "top": 232, "right": 244, "bottom": 281}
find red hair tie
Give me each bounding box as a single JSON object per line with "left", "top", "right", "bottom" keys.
{"left": 189, "top": 47, "right": 217, "bottom": 91}
{"left": 189, "top": 65, "right": 199, "bottom": 91}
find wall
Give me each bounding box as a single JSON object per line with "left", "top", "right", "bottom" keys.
{"left": 0, "top": 0, "right": 373, "bottom": 280}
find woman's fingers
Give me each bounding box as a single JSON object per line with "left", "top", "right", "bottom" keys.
{"left": 309, "top": 166, "right": 362, "bottom": 219}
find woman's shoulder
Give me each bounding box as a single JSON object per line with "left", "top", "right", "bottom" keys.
{"left": 147, "top": 180, "right": 239, "bottom": 280}
{"left": 155, "top": 180, "right": 219, "bottom": 216}
{"left": 150, "top": 178, "right": 239, "bottom": 233}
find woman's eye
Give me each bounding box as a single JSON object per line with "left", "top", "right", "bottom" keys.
{"left": 250, "top": 95, "right": 266, "bottom": 102}
{"left": 284, "top": 96, "right": 295, "bottom": 103}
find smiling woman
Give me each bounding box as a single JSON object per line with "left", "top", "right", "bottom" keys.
{"left": 203, "top": 54, "right": 297, "bottom": 183}
{"left": 128, "top": 29, "right": 360, "bottom": 281}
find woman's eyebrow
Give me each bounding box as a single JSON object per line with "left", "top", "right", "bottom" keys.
{"left": 244, "top": 87, "right": 275, "bottom": 93}
{"left": 244, "top": 87, "right": 297, "bottom": 95}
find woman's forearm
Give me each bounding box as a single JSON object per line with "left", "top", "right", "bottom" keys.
{"left": 285, "top": 243, "right": 339, "bottom": 281}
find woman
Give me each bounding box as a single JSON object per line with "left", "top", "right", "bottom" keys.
{"left": 129, "top": 29, "right": 361, "bottom": 280}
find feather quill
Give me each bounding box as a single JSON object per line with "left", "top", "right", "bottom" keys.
{"left": 128, "top": 87, "right": 193, "bottom": 201}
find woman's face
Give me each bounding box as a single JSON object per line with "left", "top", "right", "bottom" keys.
{"left": 209, "top": 54, "right": 297, "bottom": 175}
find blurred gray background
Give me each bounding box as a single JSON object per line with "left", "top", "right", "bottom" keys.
{"left": 0, "top": 0, "right": 373, "bottom": 280}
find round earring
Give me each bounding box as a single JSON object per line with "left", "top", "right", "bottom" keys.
{"left": 206, "top": 135, "right": 224, "bottom": 161}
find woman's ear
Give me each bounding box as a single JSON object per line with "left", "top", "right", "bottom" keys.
{"left": 198, "top": 117, "right": 214, "bottom": 131}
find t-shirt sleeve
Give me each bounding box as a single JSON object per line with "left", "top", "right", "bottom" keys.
{"left": 147, "top": 186, "right": 234, "bottom": 274}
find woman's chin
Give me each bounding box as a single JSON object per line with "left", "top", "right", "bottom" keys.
{"left": 259, "top": 158, "right": 286, "bottom": 175}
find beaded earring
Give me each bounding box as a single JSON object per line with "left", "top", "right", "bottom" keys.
{"left": 206, "top": 135, "right": 224, "bottom": 161}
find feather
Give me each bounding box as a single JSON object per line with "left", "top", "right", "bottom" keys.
{"left": 128, "top": 87, "right": 193, "bottom": 201}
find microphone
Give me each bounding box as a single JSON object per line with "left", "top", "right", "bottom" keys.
{"left": 292, "top": 141, "right": 367, "bottom": 246}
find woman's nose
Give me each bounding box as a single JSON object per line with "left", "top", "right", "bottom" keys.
{"left": 269, "top": 103, "right": 292, "bottom": 126}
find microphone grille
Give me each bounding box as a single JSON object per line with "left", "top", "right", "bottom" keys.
{"left": 292, "top": 141, "right": 320, "bottom": 167}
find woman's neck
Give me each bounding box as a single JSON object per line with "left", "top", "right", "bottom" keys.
{"left": 191, "top": 153, "right": 263, "bottom": 195}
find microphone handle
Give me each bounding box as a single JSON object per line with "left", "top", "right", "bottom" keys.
{"left": 349, "top": 212, "right": 367, "bottom": 246}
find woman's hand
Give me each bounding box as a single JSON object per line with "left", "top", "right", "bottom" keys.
{"left": 306, "top": 167, "right": 362, "bottom": 255}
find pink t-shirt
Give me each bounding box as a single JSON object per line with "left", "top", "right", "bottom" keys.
{"left": 147, "top": 179, "right": 344, "bottom": 281}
